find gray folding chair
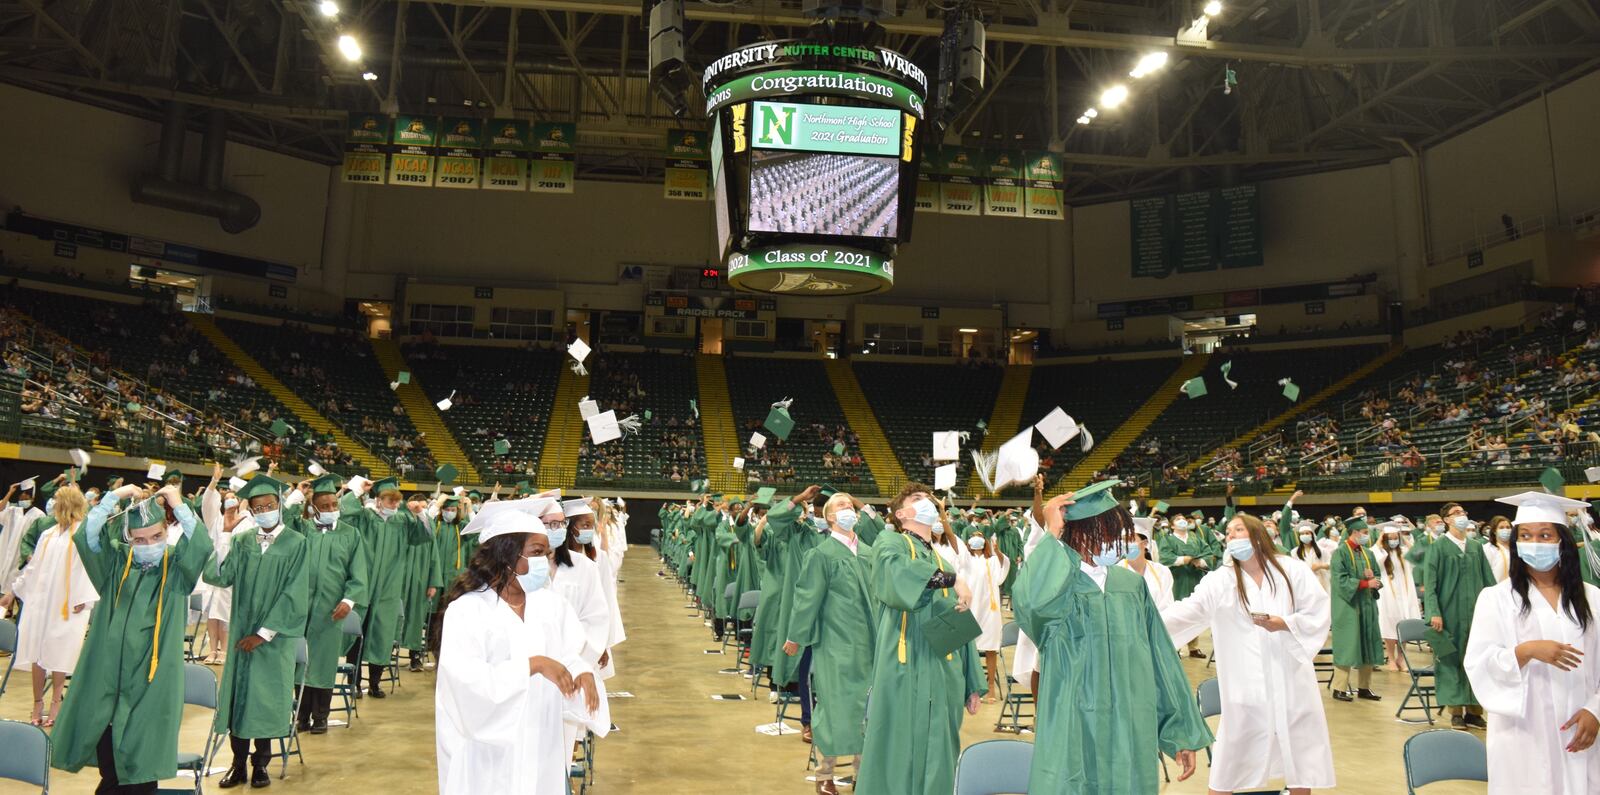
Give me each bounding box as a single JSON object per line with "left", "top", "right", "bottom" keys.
{"left": 734, "top": 590, "right": 760, "bottom": 673}
{"left": 0, "top": 718, "right": 49, "bottom": 794}
{"left": 992, "top": 622, "right": 1034, "bottom": 734}
{"left": 333, "top": 610, "right": 363, "bottom": 724}
{"left": 0, "top": 618, "right": 16, "bottom": 698}
{"left": 1395, "top": 618, "right": 1438, "bottom": 724}
{"left": 1403, "top": 729, "right": 1487, "bottom": 794}
{"left": 954, "top": 739, "right": 1033, "bottom": 795}
{"left": 263, "top": 639, "right": 308, "bottom": 779}
{"left": 718, "top": 583, "right": 739, "bottom": 653}
{"left": 180, "top": 662, "right": 219, "bottom": 794}
{"left": 184, "top": 592, "right": 208, "bottom": 660}
{"left": 1196, "top": 677, "right": 1220, "bottom": 764}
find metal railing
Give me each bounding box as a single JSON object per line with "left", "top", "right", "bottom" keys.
{"left": 1427, "top": 213, "right": 1547, "bottom": 265}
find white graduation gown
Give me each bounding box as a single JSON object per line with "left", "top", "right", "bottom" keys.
{"left": 9, "top": 522, "right": 99, "bottom": 672}
{"left": 1161, "top": 555, "right": 1336, "bottom": 791}
{"left": 1119, "top": 557, "right": 1180, "bottom": 651}
{"left": 1291, "top": 546, "right": 1331, "bottom": 593}
{"left": 552, "top": 554, "right": 614, "bottom": 746}
{"left": 961, "top": 552, "right": 1010, "bottom": 651}
{"left": 0, "top": 504, "right": 45, "bottom": 591}
{"left": 199, "top": 489, "right": 252, "bottom": 623}
{"left": 1465, "top": 580, "right": 1600, "bottom": 795}
{"left": 591, "top": 541, "right": 626, "bottom": 678}
{"left": 1010, "top": 515, "right": 1049, "bottom": 680}
{"left": 1372, "top": 547, "right": 1422, "bottom": 641}
{"left": 1482, "top": 543, "right": 1511, "bottom": 583}
{"left": 436, "top": 586, "right": 608, "bottom": 795}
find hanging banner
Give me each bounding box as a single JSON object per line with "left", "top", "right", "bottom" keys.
{"left": 484, "top": 119, "right": 530, "bottom": 192}
{"left": 530, "top": 122, "right": 577, "bottom": 194}
{"left": 342, "top": 113, "right": 388, "bottom": 184}
{"left": 914, "top": 150, "right": 939, "bottom": 212}
{"left": 434, "top": 117, "right": 482, "bottom": 190}
{"left": 938, "top": 148, "right": 980, "bottom": 215}
{"left": 664, "top": 128, "right": 709, "bottom": 200}
{"left": 1024, "top": 152, "right": 1066, "bottom": 220}
{"left": 983, "top": 150, "right": 1024, "bottom": 218}
{"left": 389, "top": 115, "right": 437, "bottom": 187}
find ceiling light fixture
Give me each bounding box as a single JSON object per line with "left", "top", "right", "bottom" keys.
{"left": 1100, "top": 84, "right": 1130, "bottom": 109}
{"left": 337, "top": 34, "right": 362, "bottom": 62}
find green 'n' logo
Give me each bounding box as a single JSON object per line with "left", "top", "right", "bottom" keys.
{"left": 756, "top": 105, "right": 796, "bottom": 146}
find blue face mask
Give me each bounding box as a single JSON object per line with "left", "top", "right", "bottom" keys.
{"left": 1091, "top": 543, "right": 1124, "bottom": 568}
{"left": 253, "top": 510, "right": 281, "bottom": 530}
{"left": 132, "top": 543, "right": 165, "bottom": 566}
{"left": 44, "top": 498, "right": 55, "bottom": 515}
{"left": 515, "top": 556, "right": 551, "bottom": 592}
{"left": 1496, "top": 527, "right": 1513, "bottom": 542}
{"left": 834, "top": 509, "right": 859, "bottom": 530}
{"left": 1517, "top": 541, "right": 1560, "bottom": 572}
{"left": 376, "top": 506, "right": 396, "bottom": 519}
{"left": 316, "top": 510, "right": 339, "bottom": 526}
{"left": 441, "top": 510, "right": 458, "bottom": 523}
{"left": 910, "top": 499, "right": 940, "bottom": 529}
{"left": 811, "top": 516, "right": 830, "bottom": 532}
{"left": 17, "top": 499, "right": 31, "bottom": 510}
{"left": 1226, "top": 538, "right": 1256, "bottom": 561}
{"left": 546, "top": 526, "right": 568, "bottom": 548}
{"left": 576, "top": 529, "right": 595, "bottom": 545}
{"left": 1387, "top": 538, "right": 1401, "bottom": 548}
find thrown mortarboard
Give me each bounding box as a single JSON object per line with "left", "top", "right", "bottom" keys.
{"left": 643, "top": 409, "right": 653, "bottom": 421}
{"left": 494, "top": 439, "right": 512, "bottom": 456}
{"left": 146, "top": 462, "right": 167, "bottom": 480}
{"left": 993, "top": 429, "right": 1039, "bottom": 490}
{"left": 1540, "top": 466, "right": 1565, "bottom": 494}
{"left": 690, "top": 478, "right": 707, "bottom": 493}
{"left": 750, "top": 432, "right": 766, "bottom": 450}
{"left": 568, "top": 338, "right": 591, "bottom": 375}
{"left": 1221, "top": 360, "right": 1238, "bottom": 390}
{"left": 976, "top": 419, "right": 987, "bottom": 430}
{"left": 1279, "top": 378, "right": 1300, "bottom": 402}
{"left": 1152, "top": 500, "right": 1169, "bottom": 515}
{"left": 1496, "top": 491, "right": 1591, "bottom": 527}
{"left": 832, "top": 442, "right": 846, "bottom": 455}
{"left": 233, "top": 455, "right": 262, "bottom": 478}
{"left": 1064, "top": 478, "right": 1121, "bottom": 521}
{"left": 934, "top": 463, "right": 957, "bottom": 491}
{"left": 1587, "top": 466, "right": 1600, "bottom": 484}
{"left": 69, "top": 448, "right": 91, "bottom": 470}
{"left": 398, "top": 371, "right": 411, "bottom": 385}
{"left": 435, "top": 464, "right": 458, "bottom": 484}
{"left": 270, "top": 418, "right": 292, "bottom": 437}
{"left": 1035, "top": 408, "right": 1080, "bottom": 450}
{"left": 307, "top": 460, "right": 326, "bottom": 477}
{"left": 1181, "top": 377, "right": 1207, "bottom": 399}
{"left": 578, "top": 398, "right": 600, "bottom": 420}
{"left": 932, "top": 431, "right": 961, "bottom": 461}
{"left": 228, "top": 476, "right": 248, "bottom": 492}
{"left": 587, "top": 410, "right": 622, "bottom": 444}
{"left": 345, "top": 474, "right": 370, "bottom": 493}
{"left": 732, "top": 457, "right": 745, "bottom": 470}
{"left": 752, "top": 487, "right": 777, "bottom": 507}
{"left": 436, "top": 390, "right": 457, "bottom": 411}
{"left": 689, "top": 399, "right": 698, "bottom": 419}
{"left": 763, "top": 407, "right": 795, "bottom": 441}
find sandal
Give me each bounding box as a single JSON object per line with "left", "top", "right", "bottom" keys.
{"left": 29, "top": 699, "right": 43, "bottom": 727}
{"left": 44, "top": 698, "right": 60, "bottom": 728}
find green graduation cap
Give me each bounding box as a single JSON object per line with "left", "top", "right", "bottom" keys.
{"left": 819, "top": 483, "right": 839, "bottom": 499}
{"left": 690, "top": 478, "right": 708, "bottom": 493}
{"left": 976, "top": 419, "right": 987, "bottom": 430}
{"left": 1064, "top": 478, "right": 1121, "bottom": 521}
{"left": 371, "top": 476, "right": 402, "bottom": 495}
{"left": 752, "top": 487, "right": 777, "bottom": 507}
{"left": 923, "top": 599, "right": 983, "bottom": 657}
{"left": 441, "top": 495, "right": 461, "bottom": 506}
{"left": 1152, "top": 500, "right": 1170, "bottom": 515}
{"left": 270, "top": 418, "right": 292, "bottom": 437}
{"left": 1541, "top": 466, "right": 1565, "bottom": 494}
{"left": 763, "top": 407, "right": 795, "bottom": 441}
{"left": 397, "top": 371, "right": 411, "bottom": 385}
{"left": 1343, "top": 515, "right": 1369, "bottom": 536}
{"left": 832, "top": 442, "right": 846, "bottom": 455}
{"left": 120, "top": 497, "right": 169, "bottom": 535}
{"left": 514, "top": 480, "right": 532, "bottom": 495}
{"left": 435, "top": 463, "right": 458, "bottom": 484}
{"left": 311, "top": 474, "right": 343, "bottom": 495}
{"left": 1181, "top": 377, "right": 1208, "bottom": 399}
{"left": 1280, "top": 378, "right": 1301, "bottom": 402}
{"left": 972, "top": 507, "right": 988, "bottom": 516}
{"left": 643, "top": 409, "right": 653, "bottom": 421}
{"left": 494, "top": 439, "right": 511, "bottom": 456}
{"left": 237, "top": 475, "right": 288, "bottom": 502}
{"left": 467, "top": 490, "right": 484, "bottom": 501}
{"left": 1190, "top": 510, "right": 1204, "bottom": 520}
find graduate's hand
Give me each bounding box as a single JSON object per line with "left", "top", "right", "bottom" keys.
{"left": 1032, "top": 474, "right": 1044, "bottom": 493}
{"left": 72, "top": 602, "right": 88, "bottom": 614}
{"left": 576, "top": 672, "right": 601, "bottom": 713}
{"left": 1251, "top": 614, "right": 1289, "bottom": 632}
{"left": 953, "top": 578, "right": 972, "bottom": 612}
{"left": 0, "top": 593, "right": 12, "bottom": 610}
{"left": 783, "top": 640, "right": 799, "bottom": 657}
{"left": 1174, "top": 749, "right": 1197, "bottom": 781}
{"left": 598, "top": 651, "right": 609, "bottom": 669}
{"left": 1430, "top": 616, "right": 1444, "bottom": 632}
{"left": 1563, "top": 708, "right": 1599, "bottom": 752}
{"left": 1520, "top": 640, "right": 1584, "bottom": 671}
{"left": 1290, "top": 490, "right": 1304, "bottom": 502}
{"left": 331, "top": 602, "right": 351, "bottom": 622}
{"left": 426, "top": 587, "right": 437, "bottom": 599}
{"left": 529, "top": 656, "right": 576, "bottom": 695}
{"left": 236, "top": 635, "right": 266, "bottom": 654}
{"left": 965, "top": 693, "right": 980, "bottom": 715}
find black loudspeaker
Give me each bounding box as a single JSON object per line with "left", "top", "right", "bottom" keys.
{"left": 649, "top": 0, "right": 689, "bottom": 116}
{"left": 934, "top": 15, "right": 984, "bottom": 130}
{"left": 802, "top": 0, "right": 893, "bottom": 20}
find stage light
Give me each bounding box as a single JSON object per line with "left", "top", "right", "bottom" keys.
{"left": 361, "top": 71, "right": 378, "bottom": 81}
{"left": 1100, "top": 84, "right": 1129, "bottom": 109}
{"left": 1130, "top": 51, "right": 1169, "bottom": 78}
{"left": 1084, "top": 108, "right": 1099, "bottom": 119}
{"left": 337, "top": 34, "right": 362, "bottom": 62}
{"left": 1204, "top": 1, "right": 1223, "bottom": 16}
{"left": 318, "top": 0, "right": 339, "bottom": 17}
{"left": 1077, "top": 116, "right": 1090, "bottom": 124}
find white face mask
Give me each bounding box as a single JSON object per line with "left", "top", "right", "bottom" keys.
{"left": 224, "top": 498, "right": 239, "bottom": 510}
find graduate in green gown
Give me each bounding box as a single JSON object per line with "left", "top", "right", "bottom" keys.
{"left": 203, "top": 474, "right": 309, "bottom": 789}
{"left": 856, "top": 483, "right": 986, "bottom": 795}
{"left": 748, "top": 488, "right": 809, "bottom": 677}
{"left": 1328, "top": 515, "right": 1385, "bottom": 702}
{"left": 763, "top": 488, "right": 823, "bottom": 689}
{"left": 1159, "top": 506, "right": 1217, "bottom": 659}
{"left": 1423, "top": 501, "right": 1495, "bottom": 728}
{"left": 784, "top": 491, "right": 876, "bottom": 793}
{"left": 401, "top": 492, "right": 446, "bottom": 670}
{"left": 290, "top": 475, "right": 369, "bottom": 735}
{"left": 52, "top": 483, "right": 214, "bottom": 791}
{"left": 431, "top": 494, "right": 475, "bottom": 659}
{"left": 339, "top": 476, "right": 432, "bottom": 697}
{"left": 1013, "top": 479, "right": 1212, "bottom": 793}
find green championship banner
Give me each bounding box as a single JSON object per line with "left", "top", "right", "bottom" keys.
{"left": 484, "top": 119, "right": 529, "bottom": 192}
{"left": 1024, "top": 152, "right": 1066, "bottom": 220}
{"left": 389, "top": 115, "right": 437, "bottom": 187}
{"left": 983, "top": 150, "right": 1024, "bottom": 218}
{"left": 663, "top": 128, "right": 709, "bottom": 201}
{"left": 938, "top": 148, "right": 981, "bottom": 216}
{"left": 914, "top": 150, "right": 939, "bottom": 212}
{"left": 434, "top": 117, "right": 482, "bottom": 190}
{"left": 529, "top": 122, "right": 576, "bottom": 194}
{"left": 342, "top": 113, "right": 388, "bottom": 184}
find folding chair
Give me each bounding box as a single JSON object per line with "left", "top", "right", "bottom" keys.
{"left": 953, "top": 739, "right": 1032, "bottom": 795}
{"left": 0, "top": 718, "right": 49, "bottom": 794}
{"left": 1403, "top": 729, "right": 1487, "bottom": 794}
{"left": 332, "top": 610, "right": 363, "bottom": 724}
{"left": 185, "top": 592, "right": 208, "bottom": 661}
{"left": 1196, "top": 677, "right": 1220, "bottom": 765}
{"left": 734, "top": 590, "right": 760, "bottom": 673}
{"left": 1314, "top": 646, "right": 1336, "bottom": 687}
{"left": 0, "top": 618, "right": 16, "bottom": 699}
{"left": 179, "top": 663, "right": 220, "bottom": 794}
{"left": 1394, "top": 619, "right": 1437, "bottom": 724}
{"left": 992, "top": 623, "right": 1034, "bottom": 734}
{"left": 261, "top": 639, "right": 309, "bottom": 780}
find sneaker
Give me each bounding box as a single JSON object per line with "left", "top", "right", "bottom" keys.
{"left": 1331, "top": 689, "right": 1354, "bottom": 702}
{"left": 1451, "top": 714, "right": 1467, "bottom": 729}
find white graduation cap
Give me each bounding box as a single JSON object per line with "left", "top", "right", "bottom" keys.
{"left": 587, "top": 410, "right": 622, "bottom": 444}
{"left": 934, "top": 462, "right": 957, "bottom": 491}
{"left": 1496, "top": 491, "right": 1591, "bottom": 527}
{"left": 1586, "top": 466, "right": 1600, "bottom": 484}
{"left": 436, "top": 390, "right": 457, "bottom": 412}
{"left": 308, "top": 461, "right": 326, "bottom": 477}
{"left": 561, "top": 498, "right": 593, "bottom": 518}
{"left": 1131, "top": 517, "right": 1157, "bottom": 538}
{"left": 234, "top": 455, "right": 262, "bottom": 477}
{"left": 932, "top": 431, "right": 961, "bottom": 462}
{"left": 228, "top": 476, "right": 248, "bottom": 492}
{"left": 994, "top": 429, "right": 1039, "bottom": 489}
{"left": 389, "top": 381, "right": 400, "bottom": 391}
{"left": 568, "top": 338, "right": 591, "bottom": 364}
{"left": 750, "top": 432, "right": 766, "bottom": 450}
{"left": 15, "top": 477, "right": 37, "bottom": 492}
{"left": 578, "top": 398, "right": 600, "bottom": 420}
{"left": 453, "top": 486, "right": 466, "bottom": 497}
{"left": 468, "top": 499, "right": 560, "bottom": 541}
{"left": 732, "top": 457, "right": 745, "bottom": 470}
{"left": 69, "top": 448, "right": 91, "bottom": 470}
{"left": 146, "top": 462, "right": 167, "bottom": 480}
{"left": 1034, "top": 408, "right": 1080, "bottom": 450}
{"left": 345, "top": 475, "right": 369, "bottom": 494}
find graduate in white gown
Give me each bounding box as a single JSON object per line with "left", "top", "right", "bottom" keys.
{"left": 199, "top": 475, "right": 253, "bottom": 665}
{"left": 436, "top": 499, "right": 607, "bottom": 795}
{"left": 961, "top": 530, "right": 1010, "bottom": 702}
{"left": 1162, "top": 512, "right": 1335, "bottom": 795}
{"left": 585, "top": 498, "right": 627, "bottom": 678}
{"left": 546, "top": 498, "right": 614, "bottom": 753}
{"left": 0, "top": 477, "right": 48, "bottom": 596}
{"left": 1466, "top": 492, "right": 1600, "bottom": 795}
{"left": 1010, "top": 476, "right": 1051, "bottom": 695}
{"left": 0, "top": 484, "right": 97, "bottom": 728}
{"left": 1372, "top": 521, "right": 1422, "bottom": 671}
{"left": 1122, "top": 518, "right": 1180, "bottom": 651}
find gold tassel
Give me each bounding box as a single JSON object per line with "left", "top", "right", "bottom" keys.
{"left": 149, "top": 547, "right": 169, "bottom": 682}
{"left": 61, "top": 535, "right": 72, "bottom": 621}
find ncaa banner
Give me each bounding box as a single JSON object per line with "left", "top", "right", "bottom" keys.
{"left": 389, "top": 114, "right": 437, "bottom": 187}
{"left": 342, "top": 113, "right": 388, "bottom": 184}
{"left": 435, "top": 117, "right": 482, "bottom": 190}
{"left": 663, "top": 128, "right": 710, "bottom": 200}
{"left": 983, "top": 150, "right": 1024, "bottom": 218}
{"left": 1024, "top": 152, "right": 1066, "bottom": 220}
{"left": 529, "top": 122, "right": 576, "bottom": 194}
{"left": 484, "top": 119, "right": 530, "bottom": 192}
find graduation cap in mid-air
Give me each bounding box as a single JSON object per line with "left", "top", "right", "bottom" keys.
{"left": 270, "top": 418, "right": 293, "bottom": 438}
{"left": 752, "top": 487, "right": 777, "bottom": 507}
{"left": 763, "top": 407, "right": 794, "bottom": 441}
{"left": 1279, "top": 378, "right": 1301, "bottom": 402}
{"left": 1181, "top": 377, "right": 1208, "bottom": 399}
{"left": 494, "top": 439, "right": 512, "bottom": 456}
{"left": 1540, "top": 466, "right": 1565, "bottom": 494}
{"left": 435, "top": 464, "right": 458, "bottom": 484}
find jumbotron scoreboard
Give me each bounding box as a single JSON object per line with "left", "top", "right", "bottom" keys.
{"left": 704, "top": 39, "right": 928, "bottom": 296}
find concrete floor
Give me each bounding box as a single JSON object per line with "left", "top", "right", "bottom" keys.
{"left": 0, "top": 551, "right": 1487, "bottom": 794}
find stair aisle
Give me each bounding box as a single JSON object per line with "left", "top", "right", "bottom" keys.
{"left": 371, "top": 338, "right": 481, "bottom": 484}
{"left": 537, "top": 363, "right": 591, "bottom": 490}
{"left": 695, "top": 356, "right": 745, "bottom": 494}
{"left": 1059, "top": 354, "right": 1212, "bottom": 490}
{"left": 966, "top": 364, "right": 1033, "bottom": 494}
{"left": 823, "top": 360, "right": 910, "bottom": 496}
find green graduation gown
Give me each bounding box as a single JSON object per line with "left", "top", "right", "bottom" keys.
{"left": 400, "top": 520, "right": 443, "bottom": 650}
{"left": 1421, "top": 533, "right": 1495, "bottom": 706}
{"left": 690, "top": 506, "right": 720, "bottom": 605}
{"left": 17, "top": 511, "right": 54, "bottom": 567}
{"left": 1013, "top": 536, "right": 1214, "bottom": 793}
{"left": 856, "top": 530, "right": 985, "bottom": 795}
{"left": 1328, "top": 540, "right": 1385, "bottom": 667}
{"left": 435, "top": 516, "right": 477, "bottom": 592}
{"left": 1159, "top": 529, "right": 1216, "bottom": 601}
{"left": 766, "top": 502, "right": 821, "bottom": 686}
{"left": 52, "top": 501, "right": 214, "bottom": 784}
{"left": 855, "top": 509, "right": 885, "bottom": 549}
{"left": 290, "top": 515, "right": 370, "bottom": 688}
{"left": 787, "top": 533, "right": 877, "bottom": 758}
{"left": 205, "top": 525, "right": 311, "bottom": 738}
{"left": 748, "top": 509, "right": 789, "bottom": 673}
{"left": 339, "top": 494, "right": 432, "bottom": 666}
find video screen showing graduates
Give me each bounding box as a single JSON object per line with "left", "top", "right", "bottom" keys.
{"left": 746, "top": 150, "right": 900, "bottom": 239}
